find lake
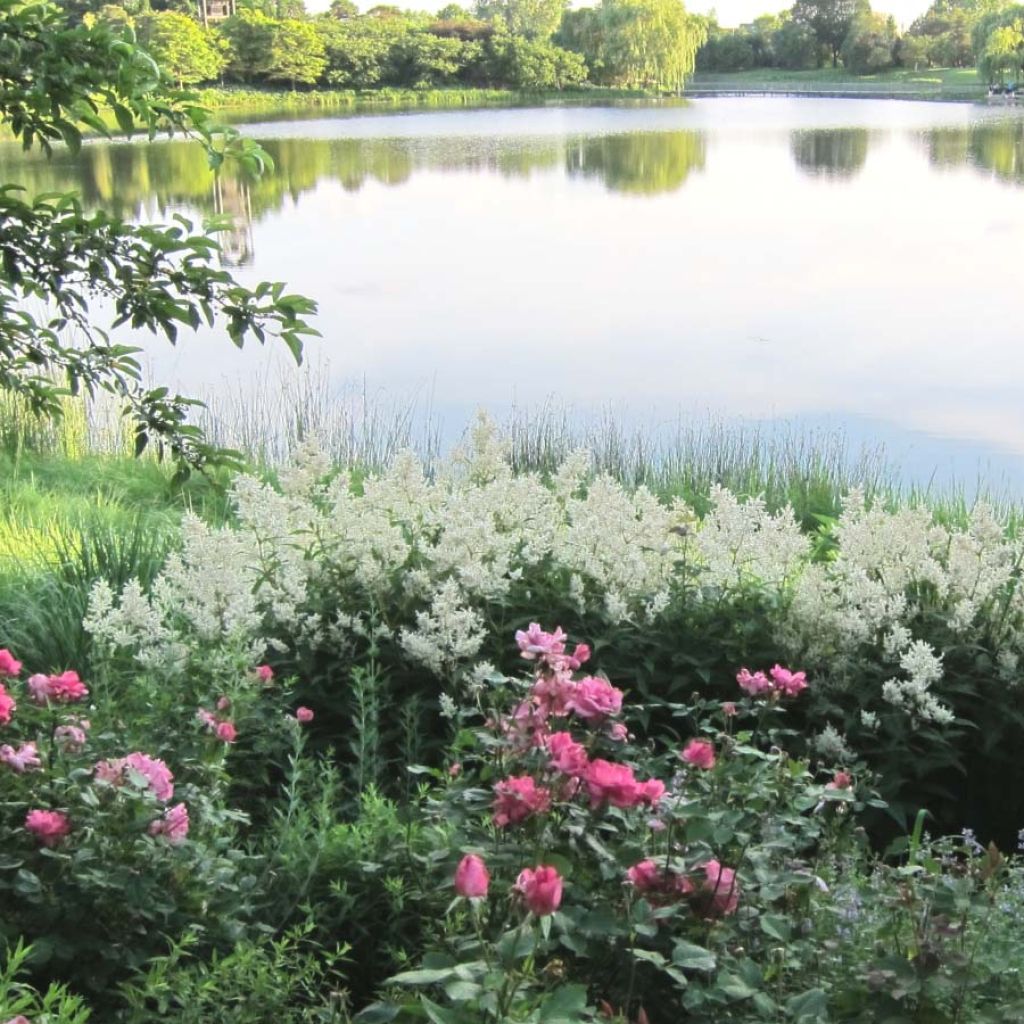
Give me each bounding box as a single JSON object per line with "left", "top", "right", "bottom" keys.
{"left": 6, "top": 96, "right": 1024, "bottom": 492}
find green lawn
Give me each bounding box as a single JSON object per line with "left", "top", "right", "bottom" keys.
{"left": 689, "top": 66, "right": 987, "bottom": 100}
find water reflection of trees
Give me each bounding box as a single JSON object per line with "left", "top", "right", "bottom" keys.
{"left": 0, "top": 129, "right": 708, "bottom": 263}
{"left": 924, "top": 122, "right": 1024, "bottom": 185}
{"left": 565, "top": 132, "right": 706, "bottom": 195}
{"left": 790, "top": 129, "right": 870, "bottom": 179}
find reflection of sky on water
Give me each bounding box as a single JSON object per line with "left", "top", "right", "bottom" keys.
{"left": 6, "top": 97, "right": 1024, "bottom": 495}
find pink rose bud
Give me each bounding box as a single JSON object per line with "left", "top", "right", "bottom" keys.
{"left": 295, "top": 706, "right": 314, "bottom": 723}
{"left": 216, "top": 696, "right": 231, "bottom": 711}
{"left": 448, "top": 762, "right": 462, "bottom": 778}
{"left": 826, "top": 770, "right": 853, "bottom": 790}
{"left": 453, "top": 853, "right": 490, "bottom": 898}
{"left": 722, "top": 702, "right": 738, "bottom": 717}
{"left": 515, "top": 864, "right": 563, "bottom": 916}
{"left": 255, "top": 664, "right": 274, "bottom": 683}
{"left": 680, "top": 738, "right": 716, "bottom": 770}
{"left": 215, "top": 721, "right": 237, "bottom": 743}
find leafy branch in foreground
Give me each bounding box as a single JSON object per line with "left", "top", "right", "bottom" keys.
{"left": 0, "top": 0, "right": 319, "bottom": 474}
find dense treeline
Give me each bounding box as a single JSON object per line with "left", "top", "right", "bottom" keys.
{"left": 697, "top": 0, "right": 1024, "bottom": 83}
{"left": 69, "top": 0, "right": 707, "bottom": 92}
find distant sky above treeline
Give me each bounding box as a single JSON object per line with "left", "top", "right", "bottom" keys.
{"left": 303, "top": 0, "right": 931, "bottom": 30}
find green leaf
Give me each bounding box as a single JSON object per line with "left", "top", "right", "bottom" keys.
{"left": 672, "top": 940, "right": 717, "bottom": 972}
{"left": 390, "top": 967, "right": 457, "bottom": 986}
{"left": 539, "top": 984, "right": 589, "bottom": 1022}
{"left": 786, "top": 988, "right": 829, "bottom": 1021}
{"left": 760, "top": 914, "right": 792, "bottom": 942}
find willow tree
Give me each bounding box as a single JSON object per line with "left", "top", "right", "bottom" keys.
{"left": 561, "top": 0, "right": 706, "bottom": 91}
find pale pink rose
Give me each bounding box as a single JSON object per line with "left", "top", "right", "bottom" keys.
{"left": 196, "top": 707, "right": 218, "bottom": 731}
{"left": 515, "top": 623, "right": 567, "bottom": 661}
{"left": 215, "top": 721, "right": 237, "bottom": 743}
{"left": 515, "top": 865, "right": 563, "bottom": 916}
{"left": 0, "top": 649, "right": 22, "bottom": 678}
{"left": 448, "top": 762, "right": 462, "bottom": 778}
{"left": 769, "top": 665, "right": 808, "bottom": 697}
{"left": 583, "top": 759, "right": 643, "bottom": 809}
{"left": 216, "top": 696, "right": 231, "bottom": 711}
{"left": 492, "top": 775, "right": 551, "bottom": 827}
{"left": 826, "top": 770, "right": 853, "bottom": 790}
{"left": 736, "top": 668, "right": 771, "bottom": 696}
{"left": 26, "top": 673, "right": 53, "bottom": 704}
{"left": 25, "top": 809, "right": 71, "bottom": 847}
{"left": 0, "top": 742, "right": 41, "bottom": 773}
{"left": 605, "top": 722, "right": 630, "bottom": 742}
{"left": 149, "top": 802, "right": 189, "bottom": 845}
{"left": 255, "top": 664, "right": 274, "bottom": 683}
{"left": 0, "top": 684, "right": 14, "bottom": 725}
{"left": 680, "top": 739, "right": 716, "bottom": 770}
{"left": 4, "top": 1015, "right": 32, "bottom": 1024}
{"left": 546, "top": 731, "right": 589, "bottom": 776}
{"left": 453, "top": 853, "right": 490, "bottom": 898}
{"left": 54, "top": 724, "right": 88, "bottom": 753}
{"left": 722, "top": 702, "right": 738, "bottom": 717}
{"left": 295, "top": 706, "right": 314, "bottom": 724}
{"left": 567, "top": 677, "right": 623, "bottom": 722}
{"left": 94, "top": 752, "right": 174, "bottom": 802}
{"left": 503, "top": 700, "right": 550, "bottom": 750}
{"left": 698, "top": 859, "right": 740, "bottom": 917}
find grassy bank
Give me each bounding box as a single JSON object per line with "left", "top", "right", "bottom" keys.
{"left": 193, "top": 84, "right": 658, "bottom": 120}
{"left": 689, "top": 66, "right": 989, "bottom": 101}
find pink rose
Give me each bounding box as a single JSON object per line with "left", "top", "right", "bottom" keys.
{"left": 94, "top": 752, "right": 174, "bottom": 802}
{"left": 626, "top": 859, "right": 692, "bottom": 903}
{"left": 215, "top": 721, "right": 237, "bottom": 743}
{"left": 54, "top": 722, "right": 88, "bottom": 753}
{"left": 736, "top": 668, "right": 771, "bottom": 696}
{"left": 27, "top": 671, "right": 88, "bottom": 704}
{"left": 216, "top": 696, "right": 231, "bottom": 711}
{"left": 0, "top": 742, "right": 41, "bottom": 773}
{"left": 515, "top": 865, "right": 563, "bottom": 916}
{"left": 454, "top": 853, "right": 490, "bottom": 898}
{"left": 295, "top": 706, "right": 314, "bottom": 724}
{"left": 255, "top": 664, "right": 274, "bottom": 683}
{"left": 722, "top": 702, "right": 738, "bottom": 717}
{"left": 546, "top": 731, "right": 589, "bottom": 777}
{"left": 769, "top": 665, "right": 808, "bottom": 697}
{"left": 564, "top": 643, "right": 591, "bottom": 670}
{"left": 149, "top": 802, "right": 189, "bottom": 845}
{"left": 583, "top": 759, "right": 642, "bottom": 809}
{"left": 680, "top": 739, "right": 716, "bottom": 770}
{"left": 4, "top": 1016, "right": 32, "bottom": 1024}
{"left": 515, "top": 623, "right": 567, "bottom": 662}
{"left": 826, "top": 771, "right": 853, "bottom": 790}
{"left": 567, "top": 677, "right": 623, "bottom": 722}
{"left": 25, "top": 809, "right": 71, "bottom": 847}
{"left": 638, "top": 778, "right": 665, "bottom": 806}
{"left": 531, "top": 674, "right": 578, "bottom": 717}
{"left": 492, "top": 775, "right": 551, "bottom": 827}
{"left": 698, "top": 859, "right": 740, "bottom": 917}
{"left": 0, "top": 649, "right": 22, "bottom": 678}
{"left": 0, "top": 684, "right": 14, "bottom": 725}
{"left": 605, "top": 721, "right": 630, "bottom": 742}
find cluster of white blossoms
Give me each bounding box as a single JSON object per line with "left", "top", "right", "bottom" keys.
{"left": 82, "top": 416, "right": 1024, "bottom": 724}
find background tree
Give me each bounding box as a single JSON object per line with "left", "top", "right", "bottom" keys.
{"left": 974, "top": 4, "right": 1024, "bottom": 81}
{"left": 0, "top": 0, "right": 316, "bottom": 472}
{"left": 791, "top": 0, "right": 858, "bottom": 66}
{"left": 474, "top": 0, "right": 568, "bottom": 40}
{"left": 136, "top": 11, "right": 225, "bottom": 86}
{"left": 840, "top": 8, "right": 897, "bottom": 71}
{"left": 265, "top": 17, "right": 328, "bottom": 85}
{"left": 219, "top": 8, "right": 277, "bottom": 80}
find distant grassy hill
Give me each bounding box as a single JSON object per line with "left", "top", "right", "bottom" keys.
{"left": 689, "top": 67, "right": 988, "bottom": 101}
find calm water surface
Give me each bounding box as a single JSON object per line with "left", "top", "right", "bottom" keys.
{"left": 7, "top": 97, "right": 1024, "bottom": 490}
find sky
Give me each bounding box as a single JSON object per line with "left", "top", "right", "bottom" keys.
{"left": 305, "top": 0, "right": 934, "bottom": 29}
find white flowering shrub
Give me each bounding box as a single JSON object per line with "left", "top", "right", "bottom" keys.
{"left": 82, "top": 416, "right": 1024, "bottom": 840}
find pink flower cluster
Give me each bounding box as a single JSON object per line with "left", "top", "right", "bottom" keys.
{"left": 197, "top": 705, "right": 238, "bottom": 743}
{"left": 27, "top": 670, "right": 89, "bottom": 705}
{"left": 0, "top": 741, "right": 41, "bottom": 773}
{"left": 25, "top": 809, "right": 71, "bottom": 847}
{"left": 0, "top": 649, "right": 22, "bottom": 678}
{"left": 453, "top": 854, "right": 563, "bottom": 916}
{"left": 583, "top": 759, "right": 664, "bottom": 810}
{"left": 627, "top": 858, "right": 740, "bottom": 917}
{"left": 94, "top": 751, "right": 174, "bottom": 802}
{"left": 515, "top": 624, "right": 590, "bottom": 676}
{"left": 736, "top": 664, "right": 808, "bottom": 699}
{"left": 148, "top": 802, "right": 190, "bottom": 845}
